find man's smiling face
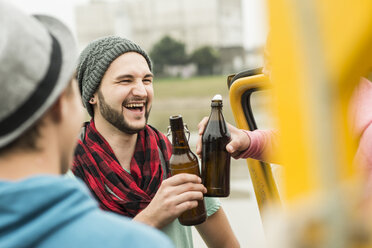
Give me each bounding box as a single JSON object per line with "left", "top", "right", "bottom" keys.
{"left": 94, "top": 52, "right": 153, "bottom": 134}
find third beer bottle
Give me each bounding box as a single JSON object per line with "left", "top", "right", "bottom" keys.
{"left": 169, "top": 115, "right": 207, "bottom": 225}
{"left": 201, "top": 94, "right": 231, "bottom": 197}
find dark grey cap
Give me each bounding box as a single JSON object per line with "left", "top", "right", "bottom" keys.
{"left": 0, "top": 1, "right": 77, "bottom": 148}
{"left": 76, "top": 36, "right": 152, "bottom": 117}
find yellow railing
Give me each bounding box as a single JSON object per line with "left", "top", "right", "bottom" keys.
{"left": 228, "top": 73, "right": 280, "bottom": 215}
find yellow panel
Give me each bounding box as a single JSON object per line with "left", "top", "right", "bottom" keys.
{"left": 266, "top": 0, "right": 372, "bottom": 201}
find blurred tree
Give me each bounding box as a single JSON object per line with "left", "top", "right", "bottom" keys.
{"left": 150, "top": 36, "right": 187, "bottom": 75}
{"left": 189, "top": 46, "right": 219, "bottom": 75}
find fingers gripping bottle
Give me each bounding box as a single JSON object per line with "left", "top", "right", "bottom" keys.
{"left": 201, "top": 94, "right": 231, "bottom": 197}
{"left": 168, "top": 115, "right": 207, "bottom": 226}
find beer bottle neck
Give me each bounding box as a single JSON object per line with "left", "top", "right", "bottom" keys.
{"left": 204, "top": 102, "right": 230, "bottom": 137}
{"left": 209, "top": 105, "right": 223, "bottom": 120}
{"left": 171, "top": 129, "right": 190, "bottom": 154}
{"left": 211, "top": 99, "right": 223, "bottom": 107}
{"left": 210, "top": 100, "right": 223, "bottom": 117}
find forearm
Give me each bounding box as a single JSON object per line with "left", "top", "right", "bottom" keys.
{"left": 196, "top": 207, "right": 240, "bottom": 248}
{"left": 236, "top": 129, "right": 280, "bottom": 164}
{"left": 132, "top": 208, "right": 161, "bottom": 229}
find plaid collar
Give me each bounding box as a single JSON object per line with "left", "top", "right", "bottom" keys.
{"left": 72, "top": 120, "right": 171, "bottom": 217}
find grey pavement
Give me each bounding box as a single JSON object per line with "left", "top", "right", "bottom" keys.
{"left": 187, "top": 132, "right": 267, "bottom": 248}
{"left": 191, "top": 162, "right": 266, "bottom": 248}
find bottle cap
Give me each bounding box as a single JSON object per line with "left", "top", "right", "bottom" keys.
{"left": 211, "top": 94, "right": 223, "bottom": 107}
{"left": 212, "top": 94, "right": 222, "bottom": 101}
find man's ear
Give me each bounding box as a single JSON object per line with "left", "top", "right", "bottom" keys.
{"left": 49, "top": 91, "right": 67, "bottom": 124}
{"left": 89, "top": 95, "right": 97, "bottom": 104}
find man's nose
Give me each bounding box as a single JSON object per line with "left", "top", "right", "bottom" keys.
{"left": 132, "top": 80, "right": 147, "bottom": 97}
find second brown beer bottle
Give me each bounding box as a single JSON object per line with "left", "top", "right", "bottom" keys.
{"left": 169, "top": 115, "right": 207, "bottom": 226}
{"left": 201, "top": 94, "right": 231, "bottom": 197}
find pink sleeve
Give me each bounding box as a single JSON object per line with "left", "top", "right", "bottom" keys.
{"left": 348, "top": 78, "right": 372, "bottom": 199}
{"left": 356, "top": 124, "right": 372, "bottom": 177}
{"left": 354, "top": 119, "right": 372, "bottom": 201}
{"left": 349, "top": 78, "right": 372, "bottom": 178}
{"left": 235, "top": 129, "right": 279, "bottom": 163}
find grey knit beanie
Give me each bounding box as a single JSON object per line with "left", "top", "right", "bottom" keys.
{"left": 77, "top": 36, "right": 153, "bottom": 116}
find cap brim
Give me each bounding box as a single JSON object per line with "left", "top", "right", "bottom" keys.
{"left": 32, "top": 14, "right": 78, "bottom": 119}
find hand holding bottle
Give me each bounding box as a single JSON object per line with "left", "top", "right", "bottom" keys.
{"left": 168, "top": 115, "right": 207, "bottom": 225}
{"left": 196, "top": 117, "right": 251, "bottom": 159}
{"left": 134, "top": 173, "right": 206, "bottom": 228}
{"left": 200, "top": 95, "right": 232, "bottom": 197}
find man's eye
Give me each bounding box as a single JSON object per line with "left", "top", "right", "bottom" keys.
{"left": 119, "top": 80, "right": 131, "bottom": 83}
{"left": 143, "top": 79, "right": 152, "bottom": 84}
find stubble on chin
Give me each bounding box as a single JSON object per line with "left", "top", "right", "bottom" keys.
{"left": 98, "top": 90, "right": 153, "bottom": 134}
{"left": 120, "top": 105, "right": 151, "bottom": 134}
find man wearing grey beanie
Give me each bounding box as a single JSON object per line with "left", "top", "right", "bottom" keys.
{"left": 72, "top": 35, "right": 239, "bottom": 248}
{"left": 0, "top": 2, "right": 174, "bottom": 248}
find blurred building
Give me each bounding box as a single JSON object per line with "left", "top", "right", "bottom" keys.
{"left": 75, "top": 0, "right": 259, "bottom": 74}
{"left": 75, "top": 0, "right": 129, "bottom": 50}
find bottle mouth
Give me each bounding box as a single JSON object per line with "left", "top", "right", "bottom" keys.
{"left": 211, "top": 101, "right": 223, "bottom": 107}
{"left": 169, "top": 115, "right": 184, "bottom": 131}
{"left": 170, "top": 115, "right": 182, "bottom": 120}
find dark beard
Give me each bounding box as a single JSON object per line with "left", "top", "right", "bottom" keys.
{"left": 97, "top": 90, "right": 150, "bottom": 134}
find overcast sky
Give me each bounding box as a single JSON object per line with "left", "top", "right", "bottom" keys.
{"left": 10, "top": 0, "right": 268, "bottom": 49}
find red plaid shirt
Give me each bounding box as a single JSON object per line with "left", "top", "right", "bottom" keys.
{"left": 72, "top": 120, "right": 171, "bottom": 217}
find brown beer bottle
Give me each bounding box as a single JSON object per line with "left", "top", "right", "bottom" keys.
{"left": 169, "top": 115, "right": 207, "bottom": 226}
{"left": 201, "top": 94, "right": 231, "bottom": 197}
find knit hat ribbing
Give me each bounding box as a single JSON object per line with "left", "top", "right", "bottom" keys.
{"left": 77, "top": 36, "right": 152, "bottom": 117}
